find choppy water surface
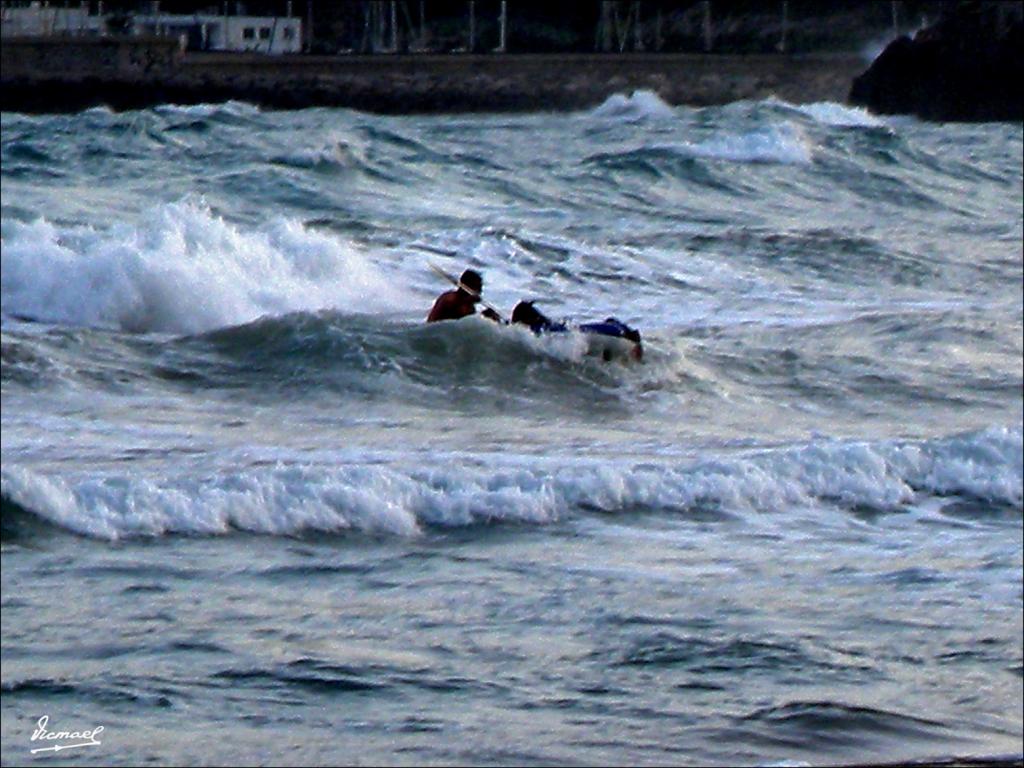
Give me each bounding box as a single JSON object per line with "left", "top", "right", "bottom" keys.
{"left": 2, "top": 94, "right": 1021, "bottom": 766}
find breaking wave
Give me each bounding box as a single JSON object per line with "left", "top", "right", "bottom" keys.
{"left": 0, "top": 201, "right": 413, "bottom": 334}
{"left": 3, "top": 426, "right": 1019, "bottom": 541}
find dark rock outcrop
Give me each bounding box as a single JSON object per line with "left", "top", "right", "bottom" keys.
{"left": 850, "top": 2, "right": 1023, "bottom": 122}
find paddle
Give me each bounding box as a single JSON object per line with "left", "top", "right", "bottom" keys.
{"left": 428, "top": 263, "right": 506, "bottom": 323}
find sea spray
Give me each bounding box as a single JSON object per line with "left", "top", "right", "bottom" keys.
{"left": 0, "top": 200, "right": 413, "bottom": 333}
{"left": 591, "top": 90, "right": 677, "bottom": 121}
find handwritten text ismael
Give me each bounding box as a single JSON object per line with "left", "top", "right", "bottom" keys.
{"left": 31, "top": 715, "right": 104, "bottom": 754}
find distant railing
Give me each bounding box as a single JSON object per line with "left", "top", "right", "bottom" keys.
{"left": 305, "top": 1, "right": 923, "bottom": 56}
{"left": 5, "top": 1, "right": 1009, "bottom": 56}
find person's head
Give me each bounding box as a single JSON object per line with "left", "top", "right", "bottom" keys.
{"left": 511, "top": 300, "right": 547, "bottom": 328}
{"left": 459, "top": 269, "right": 483, "bottom": 300}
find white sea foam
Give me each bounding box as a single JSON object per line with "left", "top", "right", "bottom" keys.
{"left": 592, "top": 90, "right": 676, "bottom": 121}
{"left": 861, "top": 35, "right": 894, "bottom": 64}
{"left": 861, "top": 17, "right": 932, "bottom": 65}
{"left": 152, "top": 100, "right": 262, "bottom": 120}
{"left": 503, "top": 321, "right": 591, "bottom": 362}
{"left": 0, "top": 201, "right": 413, "bottom": 334}
{"left": 4, "top": 427, "right": 1018, "bottom": 541}
{"left": 276, "top": 142, "right": 350, "bottom": 169}
{"left": 792, "top": 101, "right": 886, "bottom": 129}
{"left": 272, "top": 129, "right": 370, "bottom": 171}
{"left": 658, "top": 122, "right": 813, "bottom": 165}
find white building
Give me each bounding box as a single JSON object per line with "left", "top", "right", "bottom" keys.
{"left": 134, "top": 13, "right": 302, "bottom": 55}
{"left": 1, "top": 2, "right": 104, "bottom": 37}
{"left": 1, "top": 2, "right": 302, "bottom": 54}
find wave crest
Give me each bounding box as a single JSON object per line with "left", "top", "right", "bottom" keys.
{"left": 0, "top": 201, "right": 412, "bottom": 334}
{"left": 3, "top": 427, "right": 1018, "bottom": 541}
{"left": 591, "top": 90, "right": 676, "bottom": 121}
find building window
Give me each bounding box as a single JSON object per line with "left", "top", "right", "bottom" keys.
{"left": 243, "top": 27, "right": 255, "bottom": 40}
{"left": 259, "top": 27, "right": 270, "bottom": 40}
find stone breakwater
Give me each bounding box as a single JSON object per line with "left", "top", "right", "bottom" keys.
{"left": 0, "top": 38, "right": 865, "bottom": 114}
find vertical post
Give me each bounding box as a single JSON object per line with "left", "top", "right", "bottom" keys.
{"left": 375, "top": 2, "right": 384, "bottom": 52}
{"left": 779, "top": 0, "right": 787, "bottom": 53}
{"left": 371, "top": 2, "right": 377, "bottom": 51}
{"left": 600, "top": 1, "right": 612, "bottom": 52}
{"left": 702, "top": 0, "right": 712, "bottom": 53}
{"left": 305, "top": 0, "right": 312, "bottom": 52}
{"left": 468, "top": 1, "right": 475, "bottom": 53}
{"left": 363, "top": 1, "right": 376, "bottom": 52}
{"left": 891, "top": 0, "right": 899, "bottom": 37}
{"left": 497, "top": 0, "right": 506, "bottom": 52}
{"left": 633, "top": 1, "right": 642, "bottom": 51}
{"left": 655, "top": 6, "right": 662, "bottom": 52}
{"left": 419, "top": 0, "right": 426, "bottom": 46}
{"left": 612, "top": 3, "right": 626, "bottom": 52}
{"left": 390, "top": 0, "right": 398, "bottom": 51}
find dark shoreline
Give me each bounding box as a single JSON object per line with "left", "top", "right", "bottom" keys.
{"left": 1, "top": 41, "right": 868, "bottom": 114}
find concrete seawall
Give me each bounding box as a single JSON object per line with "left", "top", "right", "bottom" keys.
{"left": 1, "top": 37, "right": 868, "bottom": 114}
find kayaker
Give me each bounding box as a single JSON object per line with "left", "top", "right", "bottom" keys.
{"left": 427, "top": 269, "right": 500, "bottom": 323}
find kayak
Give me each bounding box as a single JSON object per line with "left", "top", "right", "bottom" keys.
{"left": 578, "top": 318, "right": 644, "bottom": 362}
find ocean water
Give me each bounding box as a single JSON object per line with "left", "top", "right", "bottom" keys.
{"left": 1, "top": 92, "right": 1021, "bottom": 767}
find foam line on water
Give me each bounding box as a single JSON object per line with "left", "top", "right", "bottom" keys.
{"left": 3, "top": 427, "right": 1018, "bottom": 541}
{"left": 667, "top": 122, "right": 814, "bottom": 165}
